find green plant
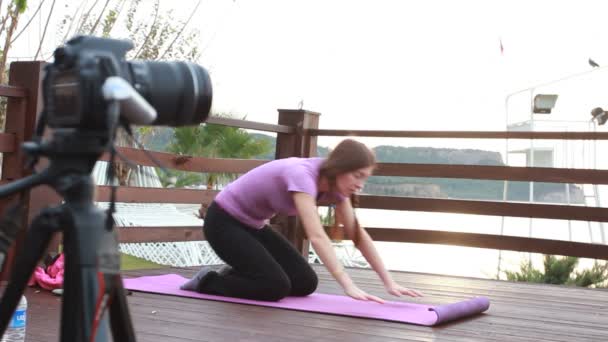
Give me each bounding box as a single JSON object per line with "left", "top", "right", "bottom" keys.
{"left": 505, "top": 255, "right": 608, "bottom": 288}
{"left": 167, "top": 113, "right": 272, "bottom": 189}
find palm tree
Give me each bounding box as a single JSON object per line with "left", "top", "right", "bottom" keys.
{"left": 166, "top": 113, "right": 272, "bottom": 189}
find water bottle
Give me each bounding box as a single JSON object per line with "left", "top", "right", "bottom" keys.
{"left": 1, "top": 295, "right": 26, "bottom": 342}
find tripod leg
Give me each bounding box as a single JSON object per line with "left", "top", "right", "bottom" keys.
{"left": 59, "top": 201, "right": 136, "bottom": 342}
{"left": 0, "top": 207, "right": 63, "bottom": 336}
{"left": 108, "top": 274, "right": 136, "bottom": 342}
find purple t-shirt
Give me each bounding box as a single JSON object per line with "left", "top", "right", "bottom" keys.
{"left": 214, "top": 157, "right": 344, "bottom": 229}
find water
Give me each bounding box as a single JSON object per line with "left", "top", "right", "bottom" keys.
{"left": 1, "top": 295, "right": 26, "bottom": 342}
{"left": 354, "top": 208, "right": 604, "bottom": 279}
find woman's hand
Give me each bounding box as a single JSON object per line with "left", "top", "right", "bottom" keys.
{"left": 343, "top": 284, "right": 385, "bottom": 304}
{"left": 385, "top": 282, "right": 424, "bottom": 298}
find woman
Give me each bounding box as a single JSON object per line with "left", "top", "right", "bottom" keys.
{"left": 181, "top": 139, "right": 423, "bottom": 303}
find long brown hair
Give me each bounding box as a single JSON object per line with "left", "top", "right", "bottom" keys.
{"left": 319, "top": 139, "right": 376, "bottom": 246}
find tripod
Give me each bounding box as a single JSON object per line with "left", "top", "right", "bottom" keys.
{"left": 0, "top": 127, "right": 136, "bottom": 341}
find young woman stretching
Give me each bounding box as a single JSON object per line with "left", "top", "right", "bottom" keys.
{"left": 181, "top": 139, "right": 423, "bottom": 303}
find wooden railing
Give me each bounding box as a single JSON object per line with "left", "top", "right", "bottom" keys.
{"left": 1, "top": 62, "right": 607, "bottom": 281}
{"left": 92, "top": 129, "right": 608, "bottom": 261}
{"left": 0, "top": 62, "right": 46, "bottom": 280}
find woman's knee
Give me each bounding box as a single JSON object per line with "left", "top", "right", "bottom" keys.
{"left": 291, "top": 269, "right": 318, "bottom": 296}
{"left": 261, "top": 275, "right": 292, "bottom": 301}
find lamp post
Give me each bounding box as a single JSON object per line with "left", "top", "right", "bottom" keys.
{"left": 496, "top": 65, "right": 605, "bottom": 279}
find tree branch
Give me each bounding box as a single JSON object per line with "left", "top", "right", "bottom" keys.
{"left": 0, "top": 3, "right": 20, "bottom": 83}
{"left": 102, "top": 0, "right": 128, "bottom": 37}
{"left": 11, "top": 0, "right": 47, "bottom": 44}
{"left": 88, "top": 0, "right": 111, "bottom": 34}
{"left": 133, "top": 0, "right": 159, "bottom": 59}
{"left": 76, "top": 0, "right": 100, "bottom": 35}
{"left": 61, "top": 1, "right": 87, "bottom": 42}
{"left": 34, "top": 0, "right": 57, "bottom": 60}
{"left": 158, "top": 0, "right": 201, "bottom": 60}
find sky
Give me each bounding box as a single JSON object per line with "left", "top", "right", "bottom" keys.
{"left": 8, "top": 0, "right": 608, "bottom": 152}
{"left": 193, "top": 0, "right": 608, "bottom": 151}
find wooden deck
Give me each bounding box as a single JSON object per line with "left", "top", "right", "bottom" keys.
{"left": 23, "top": 265, "right": 608, "bottom": 341}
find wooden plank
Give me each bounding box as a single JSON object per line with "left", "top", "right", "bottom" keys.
{"left": 118, "top": 226, "right": 204, "bottom": 243}
{"left": 0, "top": 133, "right": 16, "bottom": 152}
{"left": 103, "top": 147, "right": 268, "bottom": 173}
{"left": 375, "top": 163, "right": 608, "bottom": 185}
{"left": 359, "top": 195, "right": 608, "bottom": 222}
{"left": 206, "top": 115, "right": 294, "bottom": 134}
{"left": 96, "top": 188, "right": 608, "bottom": 222}
{"left": 0, "top": 62, "right": 45, "bottom": 282}
{"left": 0, "top": 85, "right": 27, "bottom": 98}
{"left": 341, "top": 228, "right": 608, "bottom": 260}
{"left": 100, "top": 151, "right": 608, "bottom": 185}
{"left": 95, "top": 186, "right": 218, "bottom": 204}
{"left": 114, "top": 224, "right": 608, "bottom": 260}
{"left": 308, "top": 129, "right": 608, "bottom": 140}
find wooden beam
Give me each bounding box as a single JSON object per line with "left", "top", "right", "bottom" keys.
{"left": 331, "top": 228, "right": 608, "bottom": 260}
{"left": 374, "top": 163, "right": 608, "bottom": 184}
{"left": 0, "top": 85, "right": 27, "bottom": 98}
{"left": 359, "top": 195, "right": 608, "bottom": 222}
{"left": 113, "top": 224, "right": 608, "bottom": 260}
{"left": 96, "top": 186, "right": 218, "bottom": 204}
{"left": 117, "top": 226, "right": 204, "bottom": 243}
{"left": 308, "top": 129, "right": 608, "bottom": 140}
{"left": 206, "top": 116, "right": 294, "bottom": 134}
{"left": 103, "top": 147, "right": 268, "bottom": 173}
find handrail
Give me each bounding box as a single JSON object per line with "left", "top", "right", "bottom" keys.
{"left": 114, "top": 225, "right": 608, "bottom": 260}
{"left": 308, "top": 129, "right": 608, "bottom": 140}
{"left": 104, "top": 147, "right": 269, "bottom": 174}
{"left": 359, "top": 195, "right": 608, "bottom": 222}
{"left": 347, "top": 228, "right": 608, "bottom": 260}
{"left": 206, "top": 116, "right": 295, "bottom": 134}
{"left": 374, "top": 163, "right": 608, "bottom": 184}
{"left": 95, "top": 186, "right": 219, "bottom": 203}
{"left": 94, "top": 186, "right": 608, "bottom": 221}
{"left": 118, "top": 226, "right": 204, "bottom": 243}
{"left": 106, "top": 148, "right": 608, "bottom": 185}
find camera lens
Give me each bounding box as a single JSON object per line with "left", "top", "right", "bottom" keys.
{"left": 127, "top": 61, "right": 212, "bottom": 126}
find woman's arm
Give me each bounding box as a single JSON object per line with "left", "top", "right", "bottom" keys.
{"left": 335, "top": 198, "right": 423, "bottom": 298}
{"left": 292, "top": 192, "right": 384, "bottom": 303}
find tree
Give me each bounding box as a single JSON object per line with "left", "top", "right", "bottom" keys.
{"left": 166, "top": 113, "right": 272, "bottom": 189}
{"left": 0, "top": 0, "right": 28, "bottom": 130}
{"left": 0, "top": 0, "right": 27, "bottom": 84}
{"left": 505, "top": 255, "right": 608, "bottom": 288}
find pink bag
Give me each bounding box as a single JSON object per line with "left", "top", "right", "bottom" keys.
{"left": 28, "top": 253, "right": 64, "bottom": 290}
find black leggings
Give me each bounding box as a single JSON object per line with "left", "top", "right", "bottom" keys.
{"left": 199, "top": 201, "right": 318, "bottom": 301}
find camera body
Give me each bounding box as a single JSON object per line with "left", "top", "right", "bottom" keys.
{"left": 43, "top": 35, "right": 212, "bottom": 130}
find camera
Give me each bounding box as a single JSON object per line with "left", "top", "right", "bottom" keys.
{"left": 43, "top": 35, "right": 213, "bottom": 129}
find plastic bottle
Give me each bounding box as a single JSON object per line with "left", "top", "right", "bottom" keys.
{"left": 1, "top": 295, "right": 26, "bottom": 342}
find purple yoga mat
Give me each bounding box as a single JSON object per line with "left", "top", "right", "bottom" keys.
{"left": 123, "top": 274, "right": 489, "bottom": 326}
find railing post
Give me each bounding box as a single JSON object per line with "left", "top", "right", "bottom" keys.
{"left": 273, "top": 109, "right": 320, "bottom": 256}
{"left": 0, "top": 61, "right": 48, "bottom": 281}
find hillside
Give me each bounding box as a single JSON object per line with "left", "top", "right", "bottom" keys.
{"left": 146, "top": 130, "right": 583, "bottom": 203}
{"left": 249, "top": 136, "right": 583, "bottom": 203}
